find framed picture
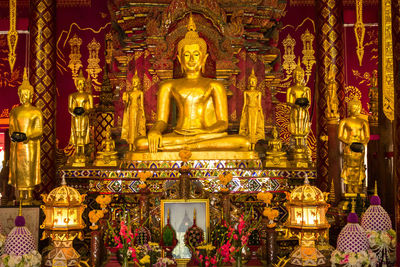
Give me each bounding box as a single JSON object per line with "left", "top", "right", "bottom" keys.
{"left": 0, "top": 207, "right": 40, "bottom": 248}
{"left": 161, "top": 199, "right": 209, "bottom": 259}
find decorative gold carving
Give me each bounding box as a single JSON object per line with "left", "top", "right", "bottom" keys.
{"left": 68, "top": 34, "right": 83, "bottom": 78}
{"left": 354, "top": 0, "right": 365, "bottom": 66}
{"left": 105, "top": 32, "right": 113, "bottom": 65}
{"left": 381, "top": 0, "right": 394, "bottom": 121}
{"left": 325, "top": 64, "right": 339, "bottom": 124}
{"left": 86, "top": 38, "right": 101, "bottom": 80}
{"left": 301, "top": 29, "right": 316, "bottom": 84}
{"left": 7, "top": 0, "right": 18, "bottom": 72}
{"left": 282, "top": 34, "right": 297, "bottom": 75}
{"left": 368, "top": 70, "right": 378, "bottom": 127}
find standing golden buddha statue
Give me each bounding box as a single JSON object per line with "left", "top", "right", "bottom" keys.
{"left": 121, "top": 70, "right": 146, "bottom": 152}
{"left": 68, "top": 70, "right": 94, "bottom": 166}
{"left": 239, "top": 68, "right": 265, "bottom": 149}
{"left": 134, "top": 14, "right": 251, "bottom": 159}
{"left": 9, "top": 68, "right": 43, "bottom": 204}
{"left": 338, "top": 98, "right": 370, "bottom": 196}
{"left": 286, "top": 59, "right": 312, "bottom": 167}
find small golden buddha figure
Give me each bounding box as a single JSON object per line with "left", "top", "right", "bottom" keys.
{"left": 338, "top": 98, "right": 370, "bottom": 195}
{"left": 135, "top": 14, "right": 250, "bottom": 154}
{"left": 325, "top": 65, "right": 339, "bottom": 123}
{"left": 94, "top": 128, "right": 118, "bottom": 166}
{"left": 287, "top": 59, "right": 312, "bottom": 167}
{"left": 68, "top": 70, "right": 94, "bottom": 166}
{"left": 239, "top": 68, "right": 265, "bottom": 149}
{"left": 264, "top": 126, "right": 288, "bottom": 168}
{"left": 121, "top": 70, "right": 146, "bottom": 152}
{"left": 9, "top": 69, "right": 43, "bottom": 204}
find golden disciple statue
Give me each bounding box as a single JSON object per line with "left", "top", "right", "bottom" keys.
{"left": 338, "top": 98, "right": 370, "bottom": 195}
{"left": 121, "top": 71, "right": 146, "bottom": 151}
{"left": 135, "top": 14, "right": 250, "bottom": 153}
{"left": 325, "top": 65, "right": 339, "bottom": 122}
{"left": 239, "top": 68, "right": 265, "bottom": 149}
{"left": 94, "top": 128, "right": 118, "bottom": 166}
{"left": 9, "top": 69, "right": 43, "bottom": 204}
{"left": 68, "top": 70, "right": 94, "bottom": 165}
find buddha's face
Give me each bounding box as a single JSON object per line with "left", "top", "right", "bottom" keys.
{"left": 131, "top": 78, "right": 140, "bottom": 89}
{"left": 76, "top": 79, "right": 85, "bottom": 92}
{"left": 249, "top": 77, "right": 257, "bottom": 89}
{"left": 349, "top": 102, "right": 361, "bottom": 116}
{"left": 179, "top": 44, "right": 207, "bottom": 73}
{"left": 18, "top": 89, "right": 32, "bottom": 105}
{"left": 293, "top": 70, "right": 304, "bottom": 84}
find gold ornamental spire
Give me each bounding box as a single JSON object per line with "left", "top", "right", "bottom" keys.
{"left": 373, "top": 180, "right": 378, "bottom": 196}
{"left": 249, "top": 68, "right": 257, "bottom": 82}
{"left": 8, "top": 0, "right": 18, "bottom": 72}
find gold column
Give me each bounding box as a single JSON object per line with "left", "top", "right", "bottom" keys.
{"left": 30, "top": 0, "right": 57, "bottom": 193}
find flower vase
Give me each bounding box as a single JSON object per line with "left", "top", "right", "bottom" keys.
{"left": 234, "top": 255, "right": 243, "bottom": 267}
{"left": 122, "top": 257, "right": 129, "bottom": 267}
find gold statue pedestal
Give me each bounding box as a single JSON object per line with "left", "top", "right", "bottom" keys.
{"left": 69, "top": 155, "right": 87, "bottom": 167}
{"left": 290, "top": 136, "right": 312, "bottom": 168}
{"left": 93, "top": 155, "right": 118, "bottom": 167}
{"left": 124, "top": 150, "right": 259, "bottom": 161}
{"left": 264, "top": 152, "right": 289, "bottom": 168}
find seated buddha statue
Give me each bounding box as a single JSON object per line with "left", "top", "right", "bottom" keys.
{"left": 264, "top": 126, "right": 288, "bottom": 168}
{"left": 94, "top": 128, "right": 118, "bottom": 166}
{"left": 135, "top": 14, "right": 250, "bottom": 153}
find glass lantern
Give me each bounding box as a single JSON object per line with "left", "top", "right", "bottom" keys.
{"left": 285, "top": 177, "right": 330, "bottom": 266}
{"left": 41, "top": 177, "right": 86, "bottom": 267}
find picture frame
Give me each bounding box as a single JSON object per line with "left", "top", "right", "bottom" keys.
{"left": 161, "top": 199, "right": 210, "bottom": 259}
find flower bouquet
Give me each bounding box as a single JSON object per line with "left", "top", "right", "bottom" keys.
{"left": 0, "top": 250, "right": 42, "bottom": 267}
{"left": 330, "top": 249, "right": 378, "bottom": 267}
{"left": 106, "top": 210, "right": 139, "bottom": 266}
{"left": 136, "top": 242, "right": 175, "bottom": 267}
{"left": 366, "top": 229, "right": 396, "bottom": 265}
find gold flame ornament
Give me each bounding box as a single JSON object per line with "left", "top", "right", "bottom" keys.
{"left": 354, "top": 0, "right": 365, "bottom": 66}
{"left": 7, "top": 0, "right": 18, "bottom": 72}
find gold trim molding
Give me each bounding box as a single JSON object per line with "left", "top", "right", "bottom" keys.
{"left": 382, "top": 0, "right": 394, "bottom": 121}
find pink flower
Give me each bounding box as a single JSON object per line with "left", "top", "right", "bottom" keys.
{"left": 210, "top": 256, "right": 217, "bottom": 265}
{"left": 120, "top": 223, "right": 127, "bottom": 237}
{"left": 115, "top": 242, "right": 123, "bottom": 249}
{"left": 233, "top": 234, "right": 238, "bottom": 240}
{"left": 238, "top": 215, "right": 246, "bottom": 235}
{"left": 241, "top": 234, "right": 249, "bottom": 245}
{"left": 114, "top": 236, "right": 121, "bottom": 243}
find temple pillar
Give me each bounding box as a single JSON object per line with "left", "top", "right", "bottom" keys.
{"left": 315, "top": 0, "right": 345, "bottom": 197}
{"left": 390, "top": 0, "right": 400, "bottom": 260}
{"left": 29, "top": 0, "right": 57, "bottom": 193}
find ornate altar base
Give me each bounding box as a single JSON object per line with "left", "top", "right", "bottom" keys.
{"left": 61, "top": 158, "right": 317, "bottom": 194}
{"left": 124, "top": 150, "right": 260, "bottom": 161}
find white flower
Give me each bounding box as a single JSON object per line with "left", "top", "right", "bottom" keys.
{"left": 8, "top": 254, "right": 22, "bottom": 267}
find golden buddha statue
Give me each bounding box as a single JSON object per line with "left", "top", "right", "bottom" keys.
{"left": 121, "top": 70, "right": 146, "bottom": 152}
{"left": 338, "top": 98, "right": 370, "bottom": 195}
{"left": 94, "top": 128, "right": 118, "bottom": 166}
{"left": 264, "top": 126, "right": 288, "bottom": 168}
{"left": 134, "top": 14, "right": 250, "bottom": 156}
{"left": 325, "top": 65, "right": 339, "bottom": 123}
{"left": 287, "top": 59, "right": 311, "bottom": 167}
{"left": 68, "top": 70, "right": 94, "bottom": 166}
{"left": 9, "top": 68, "right": 43, "bottom": 204}
{"left": 239, "top": 68, "right": 265, "bottom": 149}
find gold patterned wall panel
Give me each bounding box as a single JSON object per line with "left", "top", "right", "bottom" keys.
{"left": 382, "top": 0, "right": 394, "bottom": 121}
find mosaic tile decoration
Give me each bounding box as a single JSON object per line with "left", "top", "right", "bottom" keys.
{"left": 61, "top": 159, "right": 316, "bottom": 194}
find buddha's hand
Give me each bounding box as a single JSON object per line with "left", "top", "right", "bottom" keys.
{"left": 148, "top": 130, "right": 162, "bottom": 153}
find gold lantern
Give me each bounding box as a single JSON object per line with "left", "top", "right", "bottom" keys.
{"left": 285, "top": 177, "right": 330, "bottom": 266}
{"left": 41, "top": 177, "right": 87, "bottom": 267}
